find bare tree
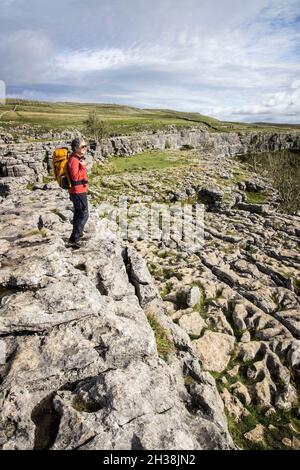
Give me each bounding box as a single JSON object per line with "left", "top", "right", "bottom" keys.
{"left": 83, "top": 111, "right": 110, "bottom": 142}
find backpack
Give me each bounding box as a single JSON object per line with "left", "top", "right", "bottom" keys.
{"left": 52, "top": 147, "right": 72, "bottom": 190}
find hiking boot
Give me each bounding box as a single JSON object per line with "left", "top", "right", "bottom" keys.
{"left": 65, "top": 241, "right": 81, "bottom": 249}
{"left": 72, "top": 242, "right": 81, "bottom": 249}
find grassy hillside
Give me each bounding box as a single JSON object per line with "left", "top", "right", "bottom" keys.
{"left": 0, "top": 98, "right": 297, "bottom": 136}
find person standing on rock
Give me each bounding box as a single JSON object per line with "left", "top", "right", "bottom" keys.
{"left": 67, "top": 137, "right": 89, "bottom": 247}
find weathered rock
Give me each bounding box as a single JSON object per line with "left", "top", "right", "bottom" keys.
{"left": 170, "top": 307, "right": 193, "bottom": 321}
{"left": 221, "top": 388, "right": 250, "bottom": 422}
{"left": 0, "top": 188, "right": 233, "bottom": 450}
{"left": 197, "top": 186, "right": 224, "bottom": 211}
{"left": 237, "top": 341, "right": 267, "bottom": 362}
{"left": 240, "top": 331, "right": 251, "bottom": 342}
{"left": 291, "top": 437, "right": 300, "bottom": 449}
{"left": 286, "top": 340, "right": 300, "bottom": 371}
{"left": 125, "top": 245, "right": 161, "bottom": 308}
{"left": 206, "top": 307, "right": 234, "bottom": 336}
{"left": 188, "top": 381, "right": 228, "bottom": 431}
{"left": 227, "top": 364, "right": 239, "bottom": 378}
{"left": 233, "top": 302, "right": 251, "bottom": 331}
{"left": 231, "top": 381, "right": 251, "bottom": 406}
{"left": 244, "top": 424, "right": 266, "bottom": 444}
{"left": 236, "top": 202, "right": 268, "bottom": 214}
{"left": 1, "top": 125, "right": 300, "bottom": 450}
{"left": 186, "top": 285, "right": 202, "bottom": 307}
{"left": 178, "top": 312, "right": 206, "bottom": 337}
{"left": 253, "top": 377, "right": 275, "bottom": 408}
{"left": 192, "top": 331, "right": 235, "bottom": 372}
{"left": 274, "top": 309, "right": 300, "bottom": 339}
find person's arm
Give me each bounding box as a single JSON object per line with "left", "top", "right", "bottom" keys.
{"left": 68, "top": 157, "right": 80, "bottom": 182}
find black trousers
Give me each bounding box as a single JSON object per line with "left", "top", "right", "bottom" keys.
{"left": 69, "top": 192, "right": 89, "bottom": 242}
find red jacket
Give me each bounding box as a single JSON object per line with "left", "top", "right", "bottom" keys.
{"left": 68, "top": 153, "right": 89, "bottom": 194}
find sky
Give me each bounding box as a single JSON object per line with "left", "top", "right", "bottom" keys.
{"left": 1, "top": 0, "right": 300, "bottom": 123}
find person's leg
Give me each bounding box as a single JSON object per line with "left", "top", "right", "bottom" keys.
{"left": 69, "top": 193, "right": 89, "bottom": 242}
{"left": 69, "top": 193, "right": 82, "bottom": 242}
{"left": 76, "top": 192, "right": 89, "bottom": 238}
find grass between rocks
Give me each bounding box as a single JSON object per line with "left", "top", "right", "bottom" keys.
{"left": 26, "top": 176, "right": 55, "bottom": 190}
{"left": 245, "top": 191, "right": 269, "bottom": 204}
{"left": 211, "top": 351, "right": 300, "bottom": 450}
{"left": 159, "top": 281, "right": 173, "bottom": 300}
{"left": 191, "top": 283, "right": 210, "bottom": 319}
{"left": 91, "top": 150, "right": 189, "bottom": 177}
{"left": 89, "top": 149, "right": 205, "bottom": 207}
{"left": 226, "top": 404, "right": 300, "bottom": 450}
{"left": 147, "top": 314, "right": 175, "bottom": 360}
{"left": 26, "top": 182, "right": 35, "bottom": 190}
{"left": 42, "top": 175, "right": 55, "bottom": 184}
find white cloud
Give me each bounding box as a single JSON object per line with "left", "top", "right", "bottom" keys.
{"left": 0, "top": 29, "right": 53, "bottom": 83}
{"left": 53, "top": 22, "right": 300, "bottom": 96}
{"left": 1, "top": 0, "right": 300, "bottom": 122}
{"left": 221, "top": 81, "right": 300, "bottom": 119}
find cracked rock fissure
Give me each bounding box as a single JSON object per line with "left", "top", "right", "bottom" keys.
{"left": 31, "top": 394, "right": 61, "bottom": 450}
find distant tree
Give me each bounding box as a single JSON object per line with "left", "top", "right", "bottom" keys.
{"left": 83, "top": 111, "right": 110, "bottom": 142}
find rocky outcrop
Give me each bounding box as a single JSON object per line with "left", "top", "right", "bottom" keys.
{"left": 90, "top": 146, "right": 300, "bottom": 448}
{"left": 0, "top": 140, "right": 97, "bottom": 180}
{"left": 103, "top": 128, "right": 300, "bottom": 158}
{"left": 0, "top": 187, "right": 234, "bottom": 450}
{"left": 0, "top": 125, "right": 79, "bottom": 144}
{"left": 0, "top": 128, "right": 299, "bottom": 197}
{"left": 1, "top": 125, "right": 300, "bottom": 449}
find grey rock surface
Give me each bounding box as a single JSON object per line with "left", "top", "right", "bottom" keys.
{"left": 1, "top": 126, "right": 300, "bottom": 449}
{"left": 0, "top": 187, "right": 233, "bottom": 450}
{"left": 192, "top": 331, "right": 235, "bottom": 372}
{"left": 0, "top": 129, "right": 299, "bottom": 193}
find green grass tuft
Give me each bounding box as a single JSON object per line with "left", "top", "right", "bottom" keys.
{"left": 245, "top": 191, "right": 269, "bottom": 204}
{"left": 148, "top": 314, "right": 175, "bottom": 360}
{"left": 26, "top": 182, "right": 35, "bottom": 191}
{"left": 160, "top": 281, "right": 173, "bottom": 299}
